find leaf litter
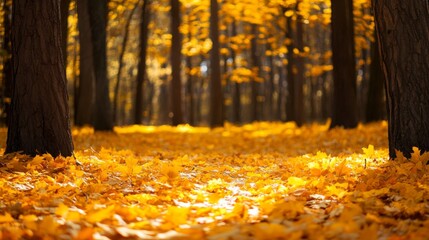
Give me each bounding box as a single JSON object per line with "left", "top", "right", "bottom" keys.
{"left": 0, "top": 121, "right": 428, "bottom": 239}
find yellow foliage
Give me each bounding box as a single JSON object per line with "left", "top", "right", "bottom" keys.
{"left": 0, "top": 122, "right": 428, "bottom": 239}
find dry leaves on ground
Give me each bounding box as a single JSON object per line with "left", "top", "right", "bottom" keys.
{"left": 0, "top": 121, "right": 428, "bottom": 239}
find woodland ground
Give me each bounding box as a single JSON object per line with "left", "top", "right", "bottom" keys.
{"left": 0, "top": 121, "right": 428, "bottom": 239}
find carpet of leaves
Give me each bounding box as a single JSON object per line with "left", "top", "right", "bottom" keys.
{"left": 0, "top": 121, "right": 428, "bottom": 240}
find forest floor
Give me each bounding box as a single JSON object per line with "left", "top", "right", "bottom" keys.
{"left": 0, "top": 121, "right": 428, "bottom": 239}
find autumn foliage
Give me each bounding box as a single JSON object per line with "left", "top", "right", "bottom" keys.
{"left": 0, "top": 122, "right": 428, "bottom": 239}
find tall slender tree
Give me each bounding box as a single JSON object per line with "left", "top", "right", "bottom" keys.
{"left": 170, "top": 0, "right": 184, "bottom": 126}
{"left": 209, "top": 0, "right": 223, "bottom": 127}
{"left": 114, "top": 4, "right": 138, "bottom": 124}
{"left": 75, "top": 0, "right": 95, "bottom": 126}
{"left": 134, "top": 0, "right": 151, "bottom": 124}
{"left": 2, "top": 0, "right": 12, "bottom": 125}
{"left": 6, "top": 0, "right": 74, "bottom": 157}
{"left": 88, "top": 0, "right": 113, "bottom": 131}
{"left": 330, "top": 0, "right": 358, "bottom": 129}
{"left": 373, "top": 0, "right": 429, "bottom": 158}
{"left": 60, "top": 0, "right": 70, "bottom": 66}
{"left": 365, "top": 35, "right": 385, "bottom": 123}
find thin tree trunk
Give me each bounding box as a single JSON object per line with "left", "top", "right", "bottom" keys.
{"left": 250, "top": 24, "right": 260, "bottom": 122}
{"left": 365, "top": 34, "right": 385, "bottom": 122}
{"left": 134, "top": 0, "right": 151, "bottom": 124}
{"left": 330, "top": 0, "right": 358, "bottom": 129}
{"left": 373, "top": 0, "right": 429, "bottom": 158}
{"left": 285, "top": 11, "right": 295, "bottom": 122}
{"left": 209, "top": 0, "right": 223, "bottom": 127}
{"left": 60, "top": 0, "right": 70, "bottom": 66}
{"left": 88, "top": 0, "right": 113, "bottom": 131}
{"left": 2, "top": 0, "right": 12, "bottom": 126}
{"left": 231, "top": 21, "right": 240, "bottom": 124}
{"left": 6, "top": 0, "right": 74, "bottom": 157}
{"left": 294, "top": 9, "right": 305, "bottom": 126}
{"left": 113, "top": 4, "right": 138, "bottom": 124}
{"left": 170, "top": 0, "right": 184, "bottom": 126}
{"left": 75, "top": 0, "right": 95, "bottom": 126}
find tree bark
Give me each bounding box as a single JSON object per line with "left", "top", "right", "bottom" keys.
{"left": 285, "top": 10, "right": 295, "bottom": 123}
{"left": 231, "top": 21, "right": 240, "bottom": 124}
{"left": 2, "top": 0, "right": 12, "bottom": 126}
{"left": 373, "top": 0, "right": 429, "bottom": 158}
{"left": 330, "top": 0, "right": 358, "bottom": 129}
{"left": 209, "top": 0, "right": 223, "bottom": 127}
{"left": 134, "top": 0, "right": 151, "bottom": 124}
{"left": 114, "top": 4, "right": 138, "bottom": 124}
{"left": 365, "top": 35, "right": 385, "bottom": 122}
{"left": 88, "top": 0, "right": 113, "bottom": 131}
{"left": 60, "top": 0, "right": 70, "bottom": 66}
{"left": 170, "top": 0, "right": 184, "bottom": 126}
{"left": 250, "top": 24, "right": 260, "bottom": 122}
{"left": 75, "top": 0, "right": 95, "bottom": 126}
{"left": 294, "top": 7, "right": 305, "bottom": 126}
{"left": 6, "top": 0, "right": 74, "bottom": 157}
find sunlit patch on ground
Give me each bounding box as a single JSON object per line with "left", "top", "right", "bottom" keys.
{"left": 0, "top": 121, "right": 428, "bottom": 239}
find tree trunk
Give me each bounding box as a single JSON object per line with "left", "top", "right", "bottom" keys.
{"left": 230, "top": 21, "right": 240, "bottom": 124}
{"left": 285, "top": 11, "right": 295, "bottom": 122}
{"left": 75, "top": 0, "right": 95, "bottom": 126}
{"left": 88, "top": 0, "right": 113, "bottom": 131}
{"left": 114, "top": 4, "right": 138, "bottom": 124}
{"left": 250, "top": 24, "right": 260, "bottom": 122}
{"left": 6, "top": 0, "right": 74, "bottom": 157}
{"left": 134, "top": 0, "right": 151, "bottom": 124}
{"left": 60, "top": 0, "right": 70, "bottom": 66}
{"left": 373, "top": 0, "right": 429, "bottom": 158}
{"left": 365, "top": 35, "right": 385, "bottom": 122}
{"left": 330, "top": 0, "right": 358, "bottom": 129}
{"left": 2, "top": 0, "right": 12, "bottom": 126}
{"left": 209, "top": 0, "right": 223, "bottom": 127}
{"left": 170, "top": 0, "right": 184, "bottom": 126}
{"left": 294, "top": 8, "right": 305, "bottom": 126}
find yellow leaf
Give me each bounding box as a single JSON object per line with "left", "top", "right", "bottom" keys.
{"left": 164, "top": 207, "right": 189, "bottom": 226}
{"left": 0, "top": 213, "right": 15, "bottom": 223}
{"left": 287, "top": 177, "right": 307, "bottom": 188}
{"left": 87, "top": 205, "right": 115, "bottom": 223}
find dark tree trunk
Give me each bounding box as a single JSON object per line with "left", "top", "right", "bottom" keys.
{"left": 60, "top": 0, "right": 70, "bottom": 66}
{"left": 6, "top": 0, "right": 74, "bottom": 157}
{"left": 134, "top": 0, "right": 151, "bottom": 124}
{"left": 285, "top": 11, "right": 295, "bottom": 122}
{"left": 250, "top": 24, "right": 260, "bottom": 122}
{"left": 186, "top": 55, "right": 195, "bottom": 125}
{"left": 88, "top": 0, "right": 113, "bottom": 131}
{"left": 2, "top": 0, "right": 12, "bottom": 126}
{"left": 170, "top": 0, "right": 184, "bottom": 126}
{"left": 330, "top": 0, "right": 358, "bottom": 129}
{"left": 294, "top": 8, "right": 305, "bottom": 126}
{"left": 230, "top": 21, "right": 240, "bottom": 124}
{"left": 373, "top": 0, "right": 429, "bottom": 158}
{"left": 209, "top": 0, "right": 223, "bottom": 127}
{"left": 365, "top": 35, "right": 385, "bottom": 122}
{"left": 75, "top": 0, "right": 95, "bottom": 126}
{"left": 114, "top": 4, "right": 138, "bottom": 124}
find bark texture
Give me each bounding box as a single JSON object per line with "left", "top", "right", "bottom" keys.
{"left": 2, "top": 0, "right": 12, "bottom": 126}
{"left": 6, "top": 0, "right": 74, "bottom": 157}
{"left": 209, "top": 0, "right": 223, "bottom": 127}
{"left": 134, "top": 0, "right": 151, "bottom": 124}
{"left": 330, "top": 0, "right": 358, "bottom": 129}
{"left": 88, "top": 0, "right": 113, "bottom": 131}
{"left": 373, "top": 0, "right": 429, "bottom": 158}
{"left": 366, "top": 36, "right": 385, "bottom": 122}
{"left": 75, "top": 0, "right": 95, "bottom": 126}
{"left": 170, "top": 0, "right": 184, "bottom": 126}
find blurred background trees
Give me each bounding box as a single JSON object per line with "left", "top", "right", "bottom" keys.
{"left": 0, "top": 0, "right": 384, "bottom": 128}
